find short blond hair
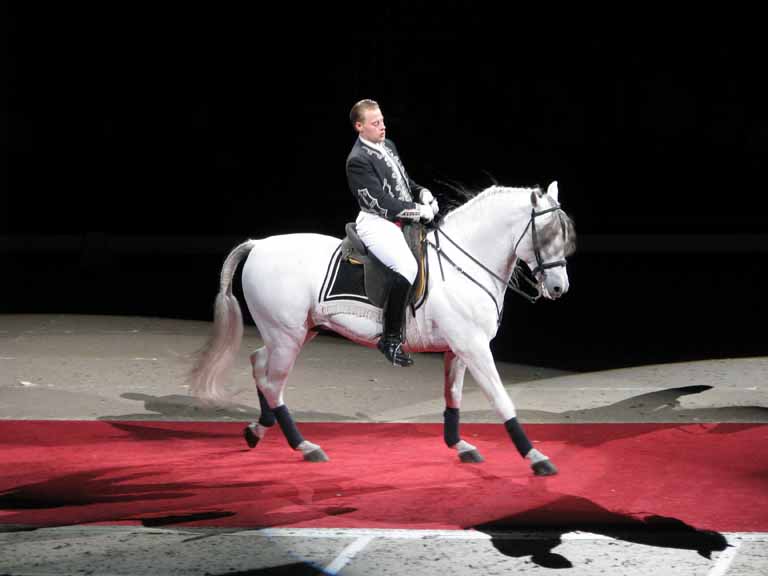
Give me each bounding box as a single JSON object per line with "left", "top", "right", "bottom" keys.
{"left": 349, "top": 99, "right": 380, "bottom": 127}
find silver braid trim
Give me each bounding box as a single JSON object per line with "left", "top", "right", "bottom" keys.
{"left": 357, "top": 188, "right": 388, "bottom": 218}
{"left": 396, "top": 207, "right": 421, "bottom": 222}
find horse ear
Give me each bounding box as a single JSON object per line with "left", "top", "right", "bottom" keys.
{"left": 530, "top": 190, "right": 539, "bottom": 206}
{"left": 547, "top": 180, "right": 559, "bottom": 203}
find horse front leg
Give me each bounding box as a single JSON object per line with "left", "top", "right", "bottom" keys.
{"left": 443, "top": 351, "right": 485, "bottom": 463}
{"left": 455, "top": 339, "right": 557, "bottom": 476}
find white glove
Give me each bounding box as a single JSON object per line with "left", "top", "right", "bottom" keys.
{"left": 418, "top": 203, "right": 434, "bottom": 222}
{"left": 419, "top": 188, "right": 439, "bottom": 216}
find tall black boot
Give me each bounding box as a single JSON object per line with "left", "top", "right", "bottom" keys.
{"left": 377, "top": 272, "right": 414, "bottom": 367}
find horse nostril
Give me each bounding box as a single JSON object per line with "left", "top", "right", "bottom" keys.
{"left": 553, "top": 286, "right": 562, "bottom": 294}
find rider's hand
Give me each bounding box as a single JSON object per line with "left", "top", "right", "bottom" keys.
{"left": 419, "top": 203, "right": 435, "bottom": 222}
{"left": 420, "top": 189, "right": 439, "bottom": 216}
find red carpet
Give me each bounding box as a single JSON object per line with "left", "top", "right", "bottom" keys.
{"left": 0, "top": 421, "right": 766, "bottom": 532}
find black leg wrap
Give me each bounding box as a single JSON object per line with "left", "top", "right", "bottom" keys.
{"left": 272, "top": 405, "right": 304, "bottom": 449}
{"left": 505, "top": 417, "right": 533, "bottom": 457}
{"left": 257, "top": 390, "right": 276, "bottom": 427}
{"left": 443, "top": 407, "right": 460, "bottom": 447}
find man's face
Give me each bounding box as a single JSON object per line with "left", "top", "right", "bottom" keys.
{"left": 356, "top": 107, "right": 386, "bottom": 143}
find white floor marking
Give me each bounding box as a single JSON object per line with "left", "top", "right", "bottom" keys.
{"left": 707, "top": 539, "right": 742, "bottom": 576}
{"left": 322, "top": 535, "right": 374, "bottom": 575}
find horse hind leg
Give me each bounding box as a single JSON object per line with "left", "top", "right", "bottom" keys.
{"left": 245, "top": 331, "right": 327, "bottom": 462}
{"left": 443, "top": 351, "right": 484, "bottom": 463}
{"left": 243, "top": 347, "right": 275, "bottom": 449}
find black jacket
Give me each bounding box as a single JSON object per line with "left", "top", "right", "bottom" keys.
{"left": 346, "top": 137, "right": 425, "bottom": 222}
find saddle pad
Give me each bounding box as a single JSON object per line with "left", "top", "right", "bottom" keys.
{"left": 319, "top": 245, "right": 372, "bottom": 305}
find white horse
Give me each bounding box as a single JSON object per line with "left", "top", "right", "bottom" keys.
{"left": 189, "top": 181, "right": 575, "bottom": 475}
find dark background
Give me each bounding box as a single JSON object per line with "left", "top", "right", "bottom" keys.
{"left": 3, "top": 4, "right": 766, "bottom": 371}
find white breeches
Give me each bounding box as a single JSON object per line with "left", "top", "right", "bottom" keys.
{"left": 355, "top": 211, "right": 417, "bottom": 284}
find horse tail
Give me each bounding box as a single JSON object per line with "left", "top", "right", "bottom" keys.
{"left": 188, "top": 239, "right": 256, "bottom": 402}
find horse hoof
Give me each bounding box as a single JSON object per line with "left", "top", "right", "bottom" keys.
{"left": 243, "top": 426, "right": 260, "bottom": 449}
{"left": 459, "top": 449, "right": 485, "bottom": 463}
{"left": 532, "top": 459, "right": 558, "bottom": 476}
{"left": 304, "top": 448, "right": 330, "bottom": 462}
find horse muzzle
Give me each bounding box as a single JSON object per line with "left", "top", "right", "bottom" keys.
{"left": 540, "top": 272, "right": 569, "bottom": 300}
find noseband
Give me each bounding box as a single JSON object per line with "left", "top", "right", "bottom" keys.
{"left": 427, "top": 203, "right": 568, "bottom": 323}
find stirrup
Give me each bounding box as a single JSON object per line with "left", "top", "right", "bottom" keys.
{"left": 377, "top": 337, "right": 413, "bottom": 367}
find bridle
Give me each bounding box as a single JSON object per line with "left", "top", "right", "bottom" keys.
{"left": 426, "top": 203, "right": 567, "bottom": 324}
{"left": 513, "top": 204, "right": 568, "bottom": 280}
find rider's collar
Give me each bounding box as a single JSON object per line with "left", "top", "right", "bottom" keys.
{"left": 360, "top": 136, "right": 385, "bottom": 150}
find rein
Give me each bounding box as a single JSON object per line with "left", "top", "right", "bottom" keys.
{"left": 426, "top": 203, "right": 566, "bottom": 324}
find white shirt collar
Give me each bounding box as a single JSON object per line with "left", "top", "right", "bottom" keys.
{"left": 360, "top": 136, "right": 385, "bottom": 150}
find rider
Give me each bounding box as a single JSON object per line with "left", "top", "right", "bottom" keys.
{"left": 346, "top": 99, "right": 439, "bottom": 367}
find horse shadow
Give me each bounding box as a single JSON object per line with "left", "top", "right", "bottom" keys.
{"left": 445, "top": 384, "right": 767, "bottom": 449}
{"left": 496, "top": 384, "right": 768, "bottom": 448}
{"left": 0, "top": 463, "right": 364, "bottom": 533}
{"left": 474, "top": 493, "right": 729, "bottom": 569}
{"left": 102, "top": 393, "right": 359, "bottom": 424}
{"left": 100, "top": 392, "right": 262, "bottom": 421}
{"left": 519, "top": 384, "right": 768, "bottom": 424}
{"left": 0, "top": 466, "right": 242, "bottom": 531}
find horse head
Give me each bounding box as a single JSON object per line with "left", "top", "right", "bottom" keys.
{"left": 516, "top": 181, "right": 576, "bottom": 301}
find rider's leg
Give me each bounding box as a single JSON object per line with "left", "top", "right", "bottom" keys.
{"left": 355, "top": 212, "right": 418, "bottom": 367}
{"left": 355, "top": 212, "right": 418, "bottom": 281}
{"left": 377, "top": 272, "right": 414, "bottom": 366}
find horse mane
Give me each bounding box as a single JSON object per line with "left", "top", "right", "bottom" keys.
{"left": 429, "top": 178, "right": 479, "bottom": 216}
{"left": 431, "top": 178, "right": 576, "bottom": 257}
{"left": 431, "top": 177, "right": 543, "bottom": 221}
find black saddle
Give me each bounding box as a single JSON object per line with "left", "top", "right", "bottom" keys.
{"left": 337, "top": 222, "right": 428, "bottom": 309}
